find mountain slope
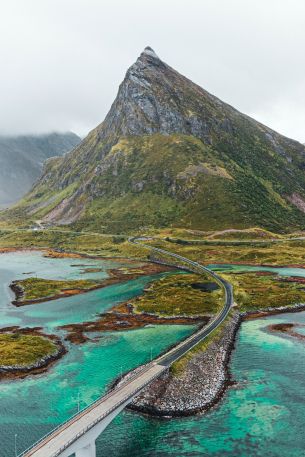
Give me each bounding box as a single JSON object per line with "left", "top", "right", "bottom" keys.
{"left": 0, "top": 132, "right": 80, "bottom": 208}
{"left": 6, "top": 47, "right": 305, "bottom": 232}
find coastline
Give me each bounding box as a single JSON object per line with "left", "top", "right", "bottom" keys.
{"left": 0, "top": 247, "right": 143, "bottom": 263}
{"left": 126, "top": 302, "right": 305, "bottom": 418}
{"left": 4, "top": 247, "right": 305, "bottom": 269}
{"left": 9, "top": 262, "right": 173, "bottom": 307}
{"left": 0, "top": 327, "right": 66, "bottom": 381}
{"left": 4, "top": 247, "right": 305, "bottom": 415}
{"left": 60, "top": 303, "right": 207, "bottom": 344}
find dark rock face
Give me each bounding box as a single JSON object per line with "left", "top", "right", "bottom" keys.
{"left": 96, "top": 47, "right": 231, "bottom": 146}
{"left": 6, "top": 47, "right": 305, "bottom": 232}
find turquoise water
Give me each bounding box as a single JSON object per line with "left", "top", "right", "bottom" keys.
{"left": 0, "top": 252, "right": 194, "bottom": 456}
{"left": 2, "top": 255, "right": 305, "bottom": 456}
{"left": 209, "top": 263, "right": 305, "bottom": 278}
{"left": 95, "top": 312, "right": 305, "bottom": 457}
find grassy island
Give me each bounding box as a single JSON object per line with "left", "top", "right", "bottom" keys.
{"left": 0, "top": 332, "right": 59, "bottom": 368}
{"left": 11, "top": 277, "right": 102, "bottom": 305}
{"left": 10, "top": 262, "right": 172, "bottom": 307}
{"left": 60, "top": 272, "right": 222, "bottom": 344}
{"left": 132, "top": 273, "right": 223, "bottom": 317}
{"left": 223, "top": 271, "right": 305, "bottom": 312}
{"left": 2, "top": 226, "right": 305, "bottom": 415}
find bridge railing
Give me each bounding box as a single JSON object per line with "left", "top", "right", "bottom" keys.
{"left": 19, "top": 364, "right": 166, "bottom": 457}
{"left": 130, "top": 238, "right": 233, "bottom": 365}
{"left": 17, "top": 361, "right": 160, "bottom": 457}
{"left": 51, "top": 365, "right": 167, "bottom": 457}
{"left": 139, "top": 239, "right": 228, "bottom": 296}
{"left": 19, "top": 237, "right": 233, "bottom": 457}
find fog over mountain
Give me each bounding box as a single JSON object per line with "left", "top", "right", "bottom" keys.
{"left": 0, "top": 0, "right": 305, "bottom": 142}
{"left": 0, "top": 132, "right": 80, "bottom": 207}
{"left": 6, "top": 48, "right": 305, "bottom": 233}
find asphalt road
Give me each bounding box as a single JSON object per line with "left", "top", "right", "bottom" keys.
{"left": 20, "top": 364, "right": 167, "bottom": 457}
{"left": 129, "top": 237, "right": 234, "bottom": 366}
{"left": 19, "top": 235, "right": 234, "bottom": 457}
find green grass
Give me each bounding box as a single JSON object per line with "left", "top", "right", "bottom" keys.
{"left": 171, "top": 320, "right": 225, "bottom": 376}
{"left": 223, "top": 272, "right": 305, "bottom": 312}
{"left": 0, "top": 333, "right": 58, "bottom": 367}
{"left": 169, "top": 268, "right": 305, "bottom": 375}
{"left": 14, "top": 277, "right": 101, "bottom": 302}
{"left": 1, "top": 227, "right": 305, "bottom": 379}
{"left": 5, "top": 128, "right": 305, "bottom": 233}
{"left": 74, "top": 192, "right": 184, "bottom": 234}
{"left": 0, "top": 229, "right": 148, "bottom": 259}
{"left": 145, "top": 235, "right": 305, "bottom": 267}
{"left": 133, "top": 273, "right": 223, "bottom": 317}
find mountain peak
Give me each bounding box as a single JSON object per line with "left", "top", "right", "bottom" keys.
{"left": 134, "top": 46, "right": 163, "bottom": 67}
{"left": 142, "top": 46, "right": 159, "bottom": 58}
{"left": 12, "top": 47, "right": 305, "bottom": 234}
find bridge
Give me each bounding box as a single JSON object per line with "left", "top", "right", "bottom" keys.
{"left": 18, "top": 237, "right": 233, "bottom": 457}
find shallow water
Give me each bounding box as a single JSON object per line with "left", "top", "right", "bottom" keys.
{"left": 95, "top": 311, "right": 305, "bottom": 457}
{"left": 1, "top": 255, "right": 305, "bottom": 456}
{"left": 209, "top": 262, "right": 305, "bottom": 278}
{"left": 0, "top": 252, "right": 194, "bottom": 456}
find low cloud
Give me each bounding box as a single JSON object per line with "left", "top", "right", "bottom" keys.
{"left": 1, "top": 0, "right": 304, "bottom": 142}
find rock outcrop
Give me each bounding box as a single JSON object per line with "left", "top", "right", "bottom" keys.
{"left": 6, "top": 47, "right": 305, "bottom": 233}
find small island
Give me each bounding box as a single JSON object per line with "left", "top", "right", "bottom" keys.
{"left": 0, "top": 328, "right": 66, "bottom": 380}
{"left": 129, "top": 268, "right": 305, "bottom": 417}
{"left": 268, "top": 322, "right": 305, "bottom": 342}
{"left": 10, "top": 277, "right": 105, "bottom": 306}
{"left": 60, "top": 272, "right": 221, "bottom": 344}
{"left": 9, "top": 262, "right": 172, "bottom": 307}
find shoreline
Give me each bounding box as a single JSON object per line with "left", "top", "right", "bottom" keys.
{"left": 0, "top": 327, "right": 66, "bottom": 381}
{"left": 4, "top": 247, "right": 305, "bottom": 415}
{"left": 4, "top": 247, "right": 305, "bottom": 269}
{"left": 9, "top": 263, "right": 173, "bottom": 307}
{"left": 0, "top": 247, "right": 143, "bottom": 263}
{"left": 60, "top": 306, "right": 206, "bottom": 344}
{"left": 123, "top": 302, "right": 305, "bottom": 418}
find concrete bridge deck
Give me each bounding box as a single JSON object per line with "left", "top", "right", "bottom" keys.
{"left": 20, "top": 364, "right": 166, "bottom": 457}
{"left": 18, "top": 236, "right": 233, "bottom": 457}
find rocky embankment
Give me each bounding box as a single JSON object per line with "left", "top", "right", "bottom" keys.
{"left": 128, "top": 312, "right": 240, "bottom": 417}
{"left": 242, "top": 302, "right": 305, "bottom": 319}
{"left": 125, "top": 302, "right": 305, "bottom": 417}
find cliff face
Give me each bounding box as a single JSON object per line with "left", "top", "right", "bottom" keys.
{"left": 6, "top": 47, "right": 305, "bottom": 232}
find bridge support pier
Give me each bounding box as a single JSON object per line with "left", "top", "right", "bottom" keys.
{"left": 75, "top": 442, "right": 96, "bottom": 457}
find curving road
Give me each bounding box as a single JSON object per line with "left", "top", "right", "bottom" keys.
{"left": 18, "top": 236, "right": 234, "bottom": 457}
{"left": 129, "top": 237, "right": 234, "bottom": 366}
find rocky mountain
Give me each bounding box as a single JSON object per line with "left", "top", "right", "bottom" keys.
{"left": 0, "top": 132, "right": 80, "bottom": 207}
{"left": 5, "top": 47, "right": 305, "bottom": 232}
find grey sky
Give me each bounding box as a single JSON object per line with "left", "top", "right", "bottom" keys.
{"left": 1, "top": 0, "right": 305, "bottom": 142}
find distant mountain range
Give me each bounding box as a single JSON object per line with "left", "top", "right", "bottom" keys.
{"left": 0, "top": 132, "right": 80, "bottom": 207}
{"left": 4, "top": 47, "right": 305, "bottom": 233}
